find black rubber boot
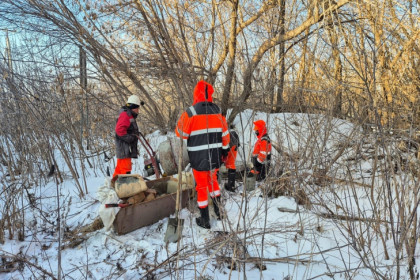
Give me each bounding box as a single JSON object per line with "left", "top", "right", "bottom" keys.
{"left": 196, "top": 207, "right": 211, "bottom": 229}
{"left": 224, "top": 169, "right": 236, "bottom": 192}
{"left": 211, "top": 196, "right": 221, "bottom": 220}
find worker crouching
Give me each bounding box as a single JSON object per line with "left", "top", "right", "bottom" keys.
{"left": 251, "top": 120, "right": 272, "bottom": 181}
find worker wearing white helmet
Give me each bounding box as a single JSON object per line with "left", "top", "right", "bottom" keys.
{"left": 127, "top": 95, "right": 141, "bottom": 106}
{"left": 112, "top": 95, "right": 143, "bottom": 185}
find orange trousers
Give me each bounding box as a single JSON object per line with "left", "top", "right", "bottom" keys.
{"left": 225, "top": 146, "right": 237, "bottom": 169}
{"left": 112, "top": 158, "right": 132, "bottom": 180}
{"left": 193, "top": 169, "right": 221, "bottom": 208}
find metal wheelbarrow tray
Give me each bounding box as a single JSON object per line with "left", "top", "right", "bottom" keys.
{"left": 113, "top": 176, "right": 191, "bottom": 235}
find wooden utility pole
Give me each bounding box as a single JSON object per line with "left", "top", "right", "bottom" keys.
{"left": 2, "top": 29, "right": 16, "bottom": 182}
{"left": 79, "top": 46, "right": 89, "bottom": 150}
{"left": 275, "top": 0, "right": 286, "bottom": 113}
{"left": 5, "top": 29, "right": 13, "bottom": 76}
{"left": 2, "top": 28, "right": 15, "bottom": 79}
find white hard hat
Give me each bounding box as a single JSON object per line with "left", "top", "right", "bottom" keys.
{"left": 127, "top": 95, "right": 141, "bottom": 106}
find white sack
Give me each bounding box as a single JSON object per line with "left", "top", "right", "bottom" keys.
{"left": 97, "top": 178, "right": 119, "bottom": 231}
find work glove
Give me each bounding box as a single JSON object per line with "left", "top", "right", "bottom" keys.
{"left": 131, "top": 133, "right": 140, "bottom": 142}
{"left": 252, "top": 157, "right": 263, "bottom": 173}
{"left": 117, "top": 134, "right": 137, "bottom": 144}
{"left": 247, "top": 168, "right": 258, "bottom": 179}
{"left": 221, "top": 148, "right": 229, "bottom": 163}
{"left": 249, "top": 169, "right": 259, "bottom": 175}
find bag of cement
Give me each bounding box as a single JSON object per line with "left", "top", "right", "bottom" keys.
{"left": 167, "top": 172, "right": 194, "bottom": 194}
{"left": 127, "top": 192, "right": 146, "bottom": 205}
{"left": 144, "top": 190, "right": 157, "bottom": 202}
{"left": 115, "top": 174, "right": 147, "bottom": 198}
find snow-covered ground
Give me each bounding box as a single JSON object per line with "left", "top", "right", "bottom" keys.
{"left": 1, "top": 110, "right": 418, "bottom": 279}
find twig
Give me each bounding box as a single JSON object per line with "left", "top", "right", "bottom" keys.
{"left": 316, "top": 211, "right": 389, "bottom": 223}
{"left": 1, "top": 251, "right": 58, "bottom": 280}
{"left": 218, "top": 255, "right": 315, "bottom": 265}
{"left": 277, "top": 206, "right": 389, "bottom": 223}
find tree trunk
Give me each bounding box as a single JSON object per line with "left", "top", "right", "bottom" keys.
{"left": 275, "top": 0, "right": 286, "bottom": 113}
{"left": 326, "top": 17, "right": 343, "bottom": 117}
{"left": 221, "top": 0, "right": 239, "bottom": 117}
{"left": 296, "top": 30, "right": 309, "bottom": 113}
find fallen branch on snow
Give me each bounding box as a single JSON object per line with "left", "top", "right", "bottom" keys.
{"left": 277, "top": 207, "right": 389, "bottom": 223}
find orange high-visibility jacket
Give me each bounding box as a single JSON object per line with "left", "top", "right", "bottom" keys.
{"left": 225, "top": 128, "right": 240, "bottom": 169}
{"left": 176, "top": 81, "right": 230, "bottom": 171}
{"left": 252, "top": 120, "right": 272, "bottom": 163}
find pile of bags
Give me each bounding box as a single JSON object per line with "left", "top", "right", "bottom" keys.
{"left": 98, "top": 174, "right": 156, "bottom": 230}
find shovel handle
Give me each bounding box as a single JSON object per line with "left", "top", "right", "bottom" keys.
{"left": 105, "top": 203, "right": 130, "bottom": 208}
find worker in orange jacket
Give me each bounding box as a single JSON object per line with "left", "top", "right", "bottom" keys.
{"left": 251, "top": 120, "right": 272, "bottom": 181}
{"left": 224, "top": 124, "right": 240, "bottom": 192}
{"left": 175, "top": 80, "right": 230, "bottom": 229}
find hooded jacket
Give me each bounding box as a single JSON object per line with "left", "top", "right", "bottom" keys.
{"left": 175, "top": 81, "right": 230, "bottom": 171}
{"left": 115, "top": 107, "right": 139, "bottom": 159}
{"left": 252, "top": 120, "right": 271, "bottom": 164}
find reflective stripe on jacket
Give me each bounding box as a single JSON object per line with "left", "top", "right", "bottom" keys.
{"left": 175, "top": 81, "right": 229, "bottom": 171}
{"left": 252, "top": 134, "right": 272, "bottom": 163}
{"left": 176, "top": 103, "right": 229, "bottom": 170}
